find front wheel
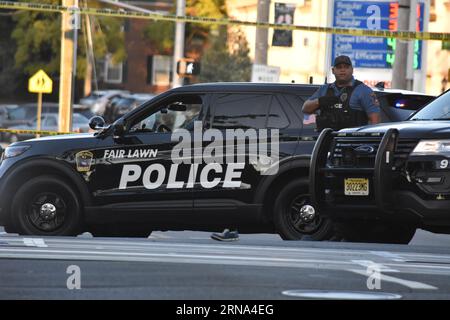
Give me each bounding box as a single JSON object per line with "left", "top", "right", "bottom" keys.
{"left": 273, "top": 179, "right": 338, "bottom": 240}
{"left": 10, "top": 175, "right": 83, "bottom": 236}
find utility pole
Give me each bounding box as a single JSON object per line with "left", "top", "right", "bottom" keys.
{"left": 59, "top": 0, "right": 79, "bottom": 132}
{"left": 255, "top": 0, "right": 270, "bottom": 65}
{"left": 83, "top": 13, "right": 94, "bottom": 97}
{"left": 172, "top": 0, "right": 186, "bottom": 88}
{"left": 391, "top": 0, "right": 410, "bottom": 90}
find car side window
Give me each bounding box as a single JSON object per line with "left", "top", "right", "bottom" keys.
{"left": 8, "top": 107, "right": 27, "bottom": 120}
{"left": 130, "top": 95, "right": 204, "bottom": 133}
{"left": 267, "top": 96, "right": 290, "bottom": 129}
{"left": 45, "top": 116, "right": 58, "bottom": 127}
{"left": 211, "top": 94, "right": 271, "bottom": 129}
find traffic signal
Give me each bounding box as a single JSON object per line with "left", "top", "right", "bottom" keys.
{"left": 177, "top": 59, "right": 200, "bottom": 77}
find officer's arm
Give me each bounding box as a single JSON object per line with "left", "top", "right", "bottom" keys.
{"left": 302, "top": 99, "right": 320, "bottom": 114}
{"left": 368, "top": 112, "right": 380, "bottom": 125}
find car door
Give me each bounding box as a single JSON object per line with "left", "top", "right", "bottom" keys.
{"left": 88, "top": 93, "right": 207, "bottom": 215}
{"left": 193, "top": 93, "right": 276, "bottom": 211}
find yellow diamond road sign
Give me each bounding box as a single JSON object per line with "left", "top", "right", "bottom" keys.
{"left": 28, "top": 69, "right": 53, "bottom": 94}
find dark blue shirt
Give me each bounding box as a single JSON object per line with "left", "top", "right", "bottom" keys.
{"left": 308, "top": 78, "right": 380, "bottom": 114}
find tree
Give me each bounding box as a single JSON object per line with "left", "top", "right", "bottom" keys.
{"left": 11, "top": 0, "right": 126, "bottom": 93}
{"left": 143, "top": 0, "right": 227, "bottom": 53}
{"left": 198, "top": 27, "right": 252, "bottom": 83}
{"left": 0, "top": 12, "right": 21, "bottom": 98}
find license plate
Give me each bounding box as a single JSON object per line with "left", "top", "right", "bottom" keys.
{"left": 344, "top": 178, "right": 369, "bottom": 196}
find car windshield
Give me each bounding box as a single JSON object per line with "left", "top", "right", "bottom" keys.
{"left": 409, "top": 90, "right": 450, "bottom": 120}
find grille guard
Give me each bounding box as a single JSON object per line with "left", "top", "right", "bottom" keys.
{"left": 310, "top": 128, "right": 400, "bottom": 215}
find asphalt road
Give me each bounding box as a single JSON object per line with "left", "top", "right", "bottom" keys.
{"left": 1, "top": 227, "right": 450, "bottom": 300}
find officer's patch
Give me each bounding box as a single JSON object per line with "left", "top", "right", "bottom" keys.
{"left": 76, "top": 151, "right": 94, "bottom": 172}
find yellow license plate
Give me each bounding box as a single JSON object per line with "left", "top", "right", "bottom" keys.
{"left": 344, "top": 178, "right": 369, "bottom": 196}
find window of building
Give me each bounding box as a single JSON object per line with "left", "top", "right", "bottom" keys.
{"left": 148, "top": 55, "right": 173, "bottom": 86}
{"left": 104, "top": 54, "right": 123, "bottom": 84}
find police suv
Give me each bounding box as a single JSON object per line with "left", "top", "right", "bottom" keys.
{"left": 0, "top": 83, "right": 434, "bottom": 238}
{"left": 310, "top": 89, "right": 450, "bottom": 244}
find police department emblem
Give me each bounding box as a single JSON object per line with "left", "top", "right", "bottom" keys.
{"left": 75, "top": 151, "right": 94, "bottom": 172}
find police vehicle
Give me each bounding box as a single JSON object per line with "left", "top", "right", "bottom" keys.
{"left": 0, "top": 83, "right": 434, "bottom": 238}
{"left": 310, "top": 89, "right": 450, "bottom": 244}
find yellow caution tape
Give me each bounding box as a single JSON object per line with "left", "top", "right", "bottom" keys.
{"left": 0, "top": 128, "right": 77, "bottom": 136}
{"left": 0, "top": 1, "right": 449, "bottom": 41}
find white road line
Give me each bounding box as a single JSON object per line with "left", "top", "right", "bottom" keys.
{"left": 352, "top": 260, "right": 399, "bottom": 272}
{"left": 23, "top": 238, "right": 47, "bottom": 248}
{"left": 349, "top": 269, "right": 438, "bottom": 290}
{"left": 148, "top": 234, "right": 172, "bottom": 239}
{"left": 370, "top": 251, "right": 406, "bottom": 262}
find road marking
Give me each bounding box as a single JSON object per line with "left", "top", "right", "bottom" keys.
{"left": 23, "top": 238, "right": 47, "bottom": 248}
{"left": 148, "top": 234, "right": 172, "bottom": 239}
{"left": 370, "top": 251, "right": 406, "bottom": 262}
{"left": 349, "top": 269, "right": 438, "bottom": 290}
{"left": 351, "top": 260, "right": 399, "bottom": 272}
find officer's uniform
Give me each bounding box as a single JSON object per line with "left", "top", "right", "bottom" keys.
{"left": 308, "top": 77, "right": 380, "bottom": 131}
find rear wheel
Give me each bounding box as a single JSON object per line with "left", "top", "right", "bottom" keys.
{"left": 273, "top": 179, "right": 338, "bottom": 240}
{"left": 10, "top": 175, "right": 82, "bottom": 236}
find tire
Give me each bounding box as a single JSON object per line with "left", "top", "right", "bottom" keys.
{"left": 337, "top": 221, "right": 416, "bottom": 244}
{"left": 273, "top": 178, "right": 339, "bottom": 240}
{"left": 10, "top": 175, "right": 83, "bottom": 236}
{"left": 90, "top": 225, "right": 152, "bottom": 238}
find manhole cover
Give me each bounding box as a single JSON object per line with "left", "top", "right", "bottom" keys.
{"left": 282, "top": 290, "right": 402, "bottom": 300}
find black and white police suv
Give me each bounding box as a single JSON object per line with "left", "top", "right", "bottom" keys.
{"left": 0, "top": 83, "right": 321, "bottom": 238}
{"left": 310, "top": 89, "right": 450, "bottom": 244}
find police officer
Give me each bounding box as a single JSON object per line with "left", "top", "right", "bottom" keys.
{"left": 302, "top": 55, "right": 380, "bottom": 131}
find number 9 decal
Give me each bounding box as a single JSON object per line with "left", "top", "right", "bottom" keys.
{"left": 440, "top": 159, "right": 449, "bottom": 169}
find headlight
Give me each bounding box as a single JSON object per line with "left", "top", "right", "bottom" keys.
{"left": 411, "top": 140, "right": 450, "bottom": 156}
{"left": 4, "top": 145, "right": 31, "bottom": 159}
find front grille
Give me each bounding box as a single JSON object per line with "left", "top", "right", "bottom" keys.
{"left": 329, "top": 137, "right": 417, "bottom": 168}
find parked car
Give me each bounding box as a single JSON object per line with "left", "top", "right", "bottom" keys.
{"left": 309, "top": 88, "right": 450, "bottom": 244}
{"left": 86, "top": 91, "right": 131, "bottom": 116}
{"left": 0, "top": 103, "right": 93, "bottom": 142}
{"left": 79, "top": 90, "right": 129, "bottom": 109}
{"left": 5, "top": 113, "right": 90, "bottom": 143}
{"left": 103, "top": 93, "right": 156, "bottom": 124}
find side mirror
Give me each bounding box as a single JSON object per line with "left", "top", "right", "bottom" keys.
{"left": 89, "top": 116, "right": 106, "bottom": 130}
{"left": 168, "top": 103, "right": 187, "bottom": 112}
{"left": 113, "top": 120, "right": 126, "bottom": 137}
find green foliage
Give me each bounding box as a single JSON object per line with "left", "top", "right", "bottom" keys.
{"left": 0, "top": 14, "right": 21, "bottom": 96}
{"left": 11, "top": 0, "right": 126, "bottom": 79}
{"left": 143, "top": 0, "right": 227, "bottom": 53}
{"left": 198, "top": 27, "right": 252, "bottom": 83}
